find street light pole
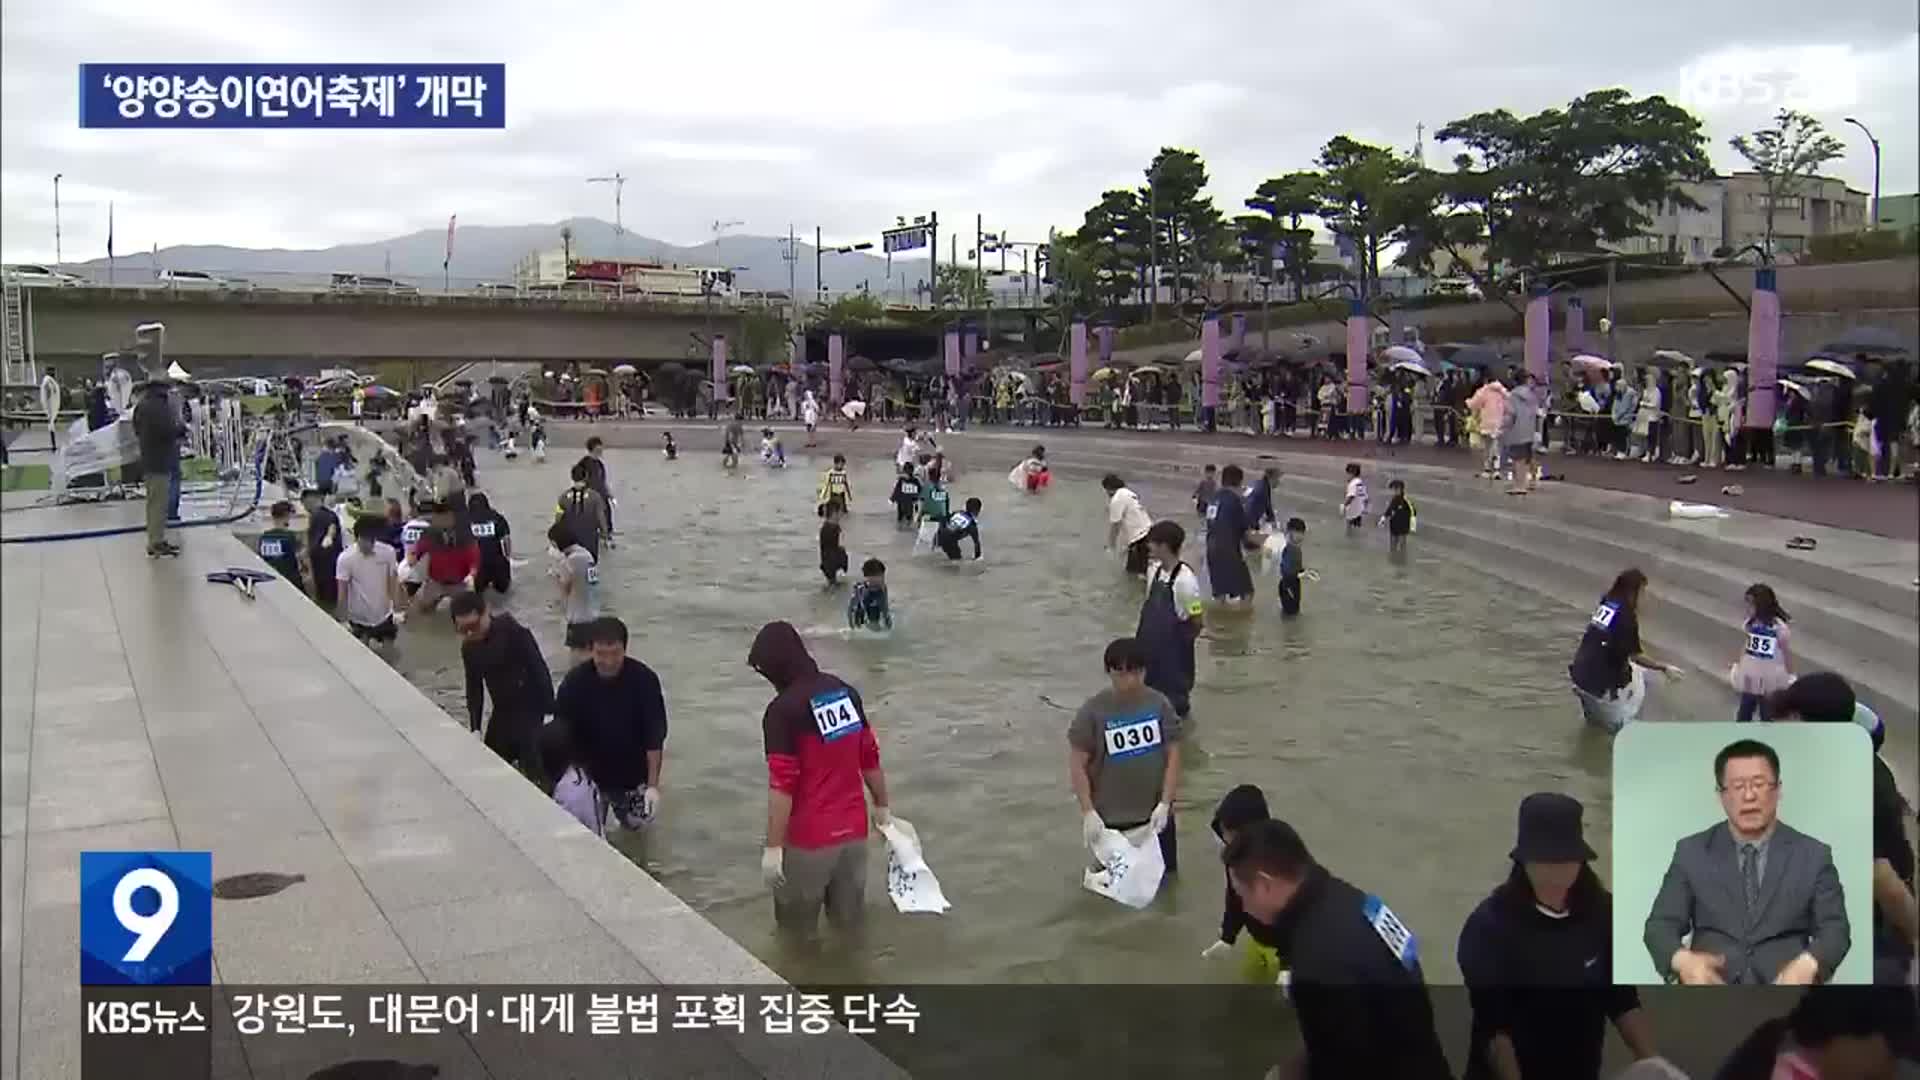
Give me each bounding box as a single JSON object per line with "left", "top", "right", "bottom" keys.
{"left": 52, "top": 173, "right": 62, "bottom": 267}
{"left": 1844, "top": 117, "right": 1881, "bottom": 229}
{"left": 587, "top": 173, "right": 628, "bottom": 297}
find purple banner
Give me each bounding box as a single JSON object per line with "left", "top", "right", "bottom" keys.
{"left": 963, "top": 327, "right": 979, "bottom": 367}
{"left": 828, "top": 333, "right": 844, "bottom": 407}
{"left": 1564, "top": 296, "right": 1585, "bottom": 355}
{"left": 712, "top": 335, "right": 730, "bottom": 402}
{"left": 1069, "top": 321, "right": 1088, "bottom": 407}
{"left": 944, "top": 330, "right": 961, "bottom": 379}
{"left": 1201, "top": 316, "right": 1222, "bottom": 409}
{"left": 1096, "top": 325, "right": 1114, "bottom": 366}
{"left": 1523, "top": 289, "right": 1549, "bottom": 384}
{"left": 1746, "top": 268, "right": 1779, "bottom": 429}
{"left": 1344, "top": 301, "right": 1368, "bottom": 415}
{"left": 1230, "top": 312, "right": 1246, "bottom": 352}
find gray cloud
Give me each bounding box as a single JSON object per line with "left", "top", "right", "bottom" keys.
{"left": 3, "top": 0, "right": 1915, "bottom": 265}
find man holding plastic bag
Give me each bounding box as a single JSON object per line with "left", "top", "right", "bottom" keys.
{"left": 1070, "top": 637, "right": 1184, "bottom": 908}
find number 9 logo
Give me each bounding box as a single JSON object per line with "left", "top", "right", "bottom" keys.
{"left": 114, "top": 868, "right": 180, "bottom": 962}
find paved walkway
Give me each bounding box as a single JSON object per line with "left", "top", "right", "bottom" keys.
{"left": 0, "top": 511, "right": 901, "bottom": 1079}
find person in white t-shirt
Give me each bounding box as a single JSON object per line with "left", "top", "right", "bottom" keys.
{"left": 335, "top": 515, "right": 405, "bottom": 649}
{"left": 896, "top": 426, "right": 920, "bottom": 469}
{"left": 1341, "top": 461, "right": 1369, "bottom": 534}
{"left": 1101, "top": 473, "right": 1155, "bottom": 579}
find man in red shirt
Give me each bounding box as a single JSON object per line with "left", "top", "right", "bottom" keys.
{"left": 411, "top": 501, "right": 480, "bottom": 614}
{"left": 748, "top": 620, "right": 895, "bottom": 933}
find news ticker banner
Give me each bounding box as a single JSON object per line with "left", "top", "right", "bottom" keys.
{"left": 77, "top": 64, "right": 506, "bottom": 128}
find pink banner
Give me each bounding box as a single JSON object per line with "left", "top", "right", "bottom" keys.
{"left": 944, "top": 330, "right": 961, "bottom": 379}
{"left": 1564, "top": 296, "right": 1585, "bottom": 355}
{"left": 1230, "top": 312, "right": 1246, "bottom": 352}
{"left": 963, "top": 328, "right": 979, "bottom": 366}
{"left": 1523, "top": 290, "right": 1549, "bottom": 384}
{"left": 1201, "top": 316, "right": 1222, "bottom": 408}
{"left": 712, "top": 335, "right": 730, "bottom": 402}
{"left": 1746, "top": 268, "right": 1780, "bottom": 429}
{"left": 1069, "top": 321, "right": 1088, "bottom": 406}
{"left": 828, "top": 333, "right": 844, "bottom": 406}
{"left": 1096, "top": 325, "right": 1114, "bottom": 366}
{"left": 1344, "top": 301, "right": 1368, "bottom": 415}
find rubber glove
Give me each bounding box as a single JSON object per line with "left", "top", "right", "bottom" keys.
{"left": 872, "top": 804, "right": 892, "bottom": 830}
{"left": 1149, "top": 801, "right": 1172, "bottom": 835}
{"left": 391, "top": 609, "right": 407, "bottom": 625}
{"left": 639, "top": 786, "right": 661, "bottom": 823}
{"left": 1200, "top": 940, "right": 1232, "bottom": 960}
{"left": 1081, "top": 810, "right": 1106, "bottom": 848}
{"left": 761, "top": 847, "right": 785, "bottom": 889}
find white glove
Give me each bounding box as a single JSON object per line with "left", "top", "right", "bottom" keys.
{"left": 761, "top": 847, "right": 785, "bottom": 890}
{"left": 1149, "top": 801, "right": 1172, "bottom": 835}
{"left": 1201, "top": 940, "right": 1232, "bottom": 960}
{"left": 1081, "top": 810, "right": 1106, "bottom": 848}
{"left": 872, "top": 804, "right": 892, "bottom": 829}
{"left": 391, "top": 609, "right": 407, "bottom": 625}
{"left": 639, "top": 786, "right": 661, "bottom": 823}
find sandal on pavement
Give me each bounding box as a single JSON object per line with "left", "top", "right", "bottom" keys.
{"left": 1786, "top": 537, "right": 1817, "bottom": 551}
{"left": 1676, "top": 474, "right": 1698, "bottom": 485}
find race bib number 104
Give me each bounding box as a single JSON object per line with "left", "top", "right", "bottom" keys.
{"left": 810, "top": 690, "right": 864, "bottom": 743}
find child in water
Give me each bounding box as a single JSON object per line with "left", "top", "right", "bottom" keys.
{"left": 1341, "top": 462, "right": 1369, "bottom": 534}
{"left": 891, "top": 463, "right": 922, "bottom": 528}
{"left": 256, "top": 500, "right": 307, "bottom": 592}
{"left": 538, "top": 719, "right": 607, "bottom": 837}
{"left": 1276, "top": 517, "right": 1309, "bottom": 616}
{"left": 721, "top": 426, "right": 741, "bottom": 470}
{"left": 1008, "top": 445, "right": 1051, "bottom": 493}
{"left": 530, "top": 420, "right": 548, "bottom": 463}
{"left": 1379, "top": 479, "right": 1416, "bottom": 553}
{"left": 1731, "top": 583, "right": 1792, "bottom": 722}
{"left": 817, "top": 453, "right": 852, "bottom": 516}
{"left": 1193, "top": 464, "right": 1218, "bottom": 522}
{"left": 935, "top": 497, "right": 984, "bottom": 561}
{"left": 662, "top": 432, "right": 678, "bottom": 460}
{"left": 847, "top": 557, "right": 894, "bottom": 630}
{"left": 819, "top": 500, "right": 850, "bottom": 585}
{"left": 759, "top": 428, "right": 786, "bottom": 468}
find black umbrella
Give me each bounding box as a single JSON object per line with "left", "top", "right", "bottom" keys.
{"left": 1818, "top": 326, "right": 1909, "bottom": 356}
{"left": 846, "top": 354, "right": 878, "bottom": 373}
{"left": 487, "top": 374, "right": 509, "bottom": 384}
{"left": 1437, "top": 343, "right": 1502, "bottom": 370}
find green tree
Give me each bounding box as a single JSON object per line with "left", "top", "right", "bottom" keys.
{"left": 1432, "top": 89, "right": 1714, "bottom": 273}
{"left": 1311, "top": 136, "right": 1425, "bottom": 300}
{"left": 1729, "top": 108, "right": 1846, "bottom": 259}
{"left": 1245, "top": 171, "right": 1322, "bottom": 297}
{"left": 821, "top": 292, "right": 885, "bottom": 326}
{"left": 1074, "top": 189, "right": 1149, "bottom": 307}
{"left": 935, "top": 264, "right": 989, "bottom": 307}
{"left": 1143, "top": 148, "right": 1215, "bottom": 305}
{"left": 737, "top": 309, "right": 788, "bottom": 366}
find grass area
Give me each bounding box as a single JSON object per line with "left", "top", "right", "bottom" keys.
{"left": 1, "top": 456, "right": 218, "bottom": 492}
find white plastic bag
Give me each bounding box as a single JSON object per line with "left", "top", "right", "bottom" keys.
{"left": 1082, "top": 824, "right": 1165, "bottom": 909}
{"left": 1668, "top": 500, "right": 1728, "bottom": 519}
{"left": 880, "top": 818, "right": 950, "bottom": 915}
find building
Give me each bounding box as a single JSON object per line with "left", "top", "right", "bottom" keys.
{"left": 513, "top": 248, "right": 570, "bottom": 288}
{"left": 1875, "top": 193, "right": 1918, "bottom": 234}
{"left": 1603, "top": 180, "right": 1727, "bottom": 263}
{"left": 1719, "top": 171, "right": 1869, "bottom": 257}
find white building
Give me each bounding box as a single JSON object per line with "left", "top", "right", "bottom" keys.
{"left": 1603, "top": 180, "right": 1727, "bottom": 263}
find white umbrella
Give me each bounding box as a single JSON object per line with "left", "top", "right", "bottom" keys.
{"left": 1570, "top": 354, "right": 1616, "bottom": 375}
{"left": 166, "top": 360, "right": 192, "bottom": 381}
{"left": 1780, "top": 378, "right": 1810, "bottom": 398}
{"left": 1181, "top": 348, "right": 1203, "bottom": 366}
{"left": 1388, "top": 359, "right": 1432, "bottom": 377}
{"left": 1380, "top": 345, "right": 1424, "bottom": 365}
{"left": 1805, "top": 358, "right": 1857, "bottom": 379}
{"left": 612, "top": 363, "right": 638, "bottom": 376}
{"left": 841, "top": 400, "right": 867, "bottom": 420}
{"left": 729, "top": 364, "right": 756, "bottom": 376}
{"left": 1651, "top": 349, "right": 1696, "bottom": 369}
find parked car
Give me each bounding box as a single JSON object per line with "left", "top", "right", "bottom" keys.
{"left": 1429, "top": 277, "right": 1484, "bottom": 300}
{"left": 475, "top": 282, "right": 520, "bottom": 297}
{"left": 158, "top": 269, "right": 227, "bottom": 290}
{"left": 4, "top": 263, "right": 85, "bottom": 287}
{"left": 330, "top": 272, "right": 419, "bottom": 295}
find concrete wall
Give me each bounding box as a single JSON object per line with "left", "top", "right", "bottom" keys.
{"left": 25, "top": 287, "right": 748, "bottom": 373}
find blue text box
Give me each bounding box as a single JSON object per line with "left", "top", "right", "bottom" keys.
{"left": 78, "top": 64, "right": 505, "bottom": 129}
{"left": 80, "top": 851, "right": 213, "bottom": 986}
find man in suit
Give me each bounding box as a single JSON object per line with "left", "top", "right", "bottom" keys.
{"left": 1644, "top": 738, "right": 1850, "bottom": 985}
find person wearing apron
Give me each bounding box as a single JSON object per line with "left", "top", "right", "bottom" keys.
{"left": 1135, "top": 520, "right": 1203, "bottom": 724}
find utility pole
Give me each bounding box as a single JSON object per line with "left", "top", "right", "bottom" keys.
{"left": 786, "top": 223, "right": 797, "bottom": 303}
{"left": 1147, "top": 171, "right": 1159, "bottom": 323}
{"left": 587, "top": 173, "right": 628, "bottom": 297}
{"left": 1604, "top": 255, "right": 1618, "bottom": 360}
{"left": 929, "top": 211, "right": 938, "bottom": 311}
{"left": 815, "top": 225, "right": 823, "bottom": 302}
{"left": 974, "top": 212, "right": 983, "bottom": 308}
{"left": 52, "top": 173, "right": 62, "bottom": 267}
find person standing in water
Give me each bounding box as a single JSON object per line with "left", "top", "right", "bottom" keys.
{"left": 550, "top": 522, "right": 602, "bottom": 666}
{"left": 801, "top": 389, "right": 820, "bottom": 447}
{"left": 817, "top": 453, "right": 853, "bottom": 516}
{"left": 1568, "top": 568, "right": 1678, "bottom": 733}
{"left": 1730, "top": 584, "right": 1792, "bottom": 723}
{"left": 452, "top": 591, "right": 552, "bottom": 775}
{"left": 552, "top": 617, "right": 667, "bottom": 832}
{"left": 1192, "top": 464, "right": 1218, "bottom": 529}
{"left": 1204, "top": 465, "right": 1257, "bottom": 606}
{"left": 1275, "top": 517, "right": 1309, "bottom": 616}
{"left": 819, "top": 501, "right": 850, "bottom": 585}
{"left": 749, "top": 620, "right": 897, "bottom": 934}
{"left": 915, "top": 471, "right": 950, "bottom": 554}
{"left": 1341, "top": 462, "right": 1369, "bottom": 534}
{"left": 1103, "top": 474, "right": 1154, "bottom": 579}
{"left": 890, "top": 463, "right": 921, "bottom": 528}
{"left": 556, "top": 463, "right": 612, "bottom": 559}
{"left": 256, "top": 500, "right": 307, "bottom": 593}
{"left": 301, "top": 487, "right": 344, "bottom": 613}
{"left": 1069, "top": 637, "right": 1183, "bottom": 873}
{"left": 1379, "top": 479, "right": 1415, "bottom": 554}
{"left": 577, "top": 435, "right": 614, "bottom": 530}
{"left": 467, "top": 491, "right": 513, "bottom": 597}
{"left": 1137, "top": 520, "right": 1203, "bottom": 724}
{"left": 847, "top": 558, "right": 893, "bottom": 631}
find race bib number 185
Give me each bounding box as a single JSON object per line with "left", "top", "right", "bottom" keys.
{"left": 1745, "top": 631, "right": 1777, "bottom": 659}
{"left": 810, "top": 690, "right": 864, "bottom": 743}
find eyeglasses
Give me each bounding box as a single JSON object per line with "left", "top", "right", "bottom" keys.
{"left": 1719, "top": 779, "right": 1778, "bottom": 796}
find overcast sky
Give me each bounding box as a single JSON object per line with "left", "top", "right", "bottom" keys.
{"left": 3, "top": 0, "right": 1916, "bottom": 264}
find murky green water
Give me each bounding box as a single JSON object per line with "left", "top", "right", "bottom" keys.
{"left": 390, "top": 446, "right": 1730, "bottom": 985}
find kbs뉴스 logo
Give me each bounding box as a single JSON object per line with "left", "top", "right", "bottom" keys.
{"left": 1675, "top": 46, "right": 1858, "bottom": 111}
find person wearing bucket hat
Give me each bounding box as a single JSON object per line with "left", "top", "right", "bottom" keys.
{"left": 1457, "top": 793, "right": 1662, "bottom": 1080}
{"left": 1769, "top": 672, "right": 1918, "bottom": 987}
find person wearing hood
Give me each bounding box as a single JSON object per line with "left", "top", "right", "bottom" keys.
{"left": 748, "top": 620, "right": 896, "bottom": 933}
{"left": 1202, "top": 784, "right": 1286, "bottom": 982}
{"left": 1457, "top": 793, "right": 1660, "bottom": 1080}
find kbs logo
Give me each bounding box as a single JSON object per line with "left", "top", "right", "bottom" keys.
{"left": 1675, "top": 46, "right": 1858, "bottom": 111}
{"left": 79, "top": 852, "right": 212, "bottom": 985}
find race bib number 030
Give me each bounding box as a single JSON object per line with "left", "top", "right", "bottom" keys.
{"left": 1745, "top": 631, "right": 1778, "bottom": 659}
{"left": 810, "top": 690, "right": 864, "bottom": 743}
{"left": 1589, "top": 602, "right": 1619, "bottom": 630}
{"left": 1362, "top": 895, "right": 1419, "bottom": 972}
{"left": 1103, "top": 713, "right": 1162, "bottom": 760}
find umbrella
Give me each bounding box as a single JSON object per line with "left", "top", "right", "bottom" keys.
{"left": 1130, "top": 364, "right": 1167, "bottom": 377}
{"left": 1181, "top": 348, "right": 1202, "bottom": 366}
{"left": 728, "top": 364, "right": 756, "bottom": 376}
{"left": 1570, "top": 354, "right": 1616, "bottom": 375}
{"left": 487, "top": 374, "right": 510, "bottom": 384}
{"left": 612, "top": 363, "right": 637, "bottom": 376}
{"left": 1805, "top": 358, "right": 1858, "bottom": 380}
{"left": 454, "top": 377, "right": 473, "bottom": 386}
{"left": 846, "top": 354, "right": 877, "bottom": 373}
{"left": 1817, "top": 327, "right": 1909, "bottom": 356}
{"left": 1380, "top": 345, "right": 1424, "bottom": 365}
{"left": 1780, "top": 378, "right": 1810, "bottom": 398}
{"left": 841, "top": 400, "right": 867, "bottom": 419}
{"left": 1649, "top": 349, "right": 1697, "bottom": 369}
{"left": 1439, "top": 343, "right": 1502, "bottom": 370}
{"left": 1389, "top": 359, "right": 1432, "bottom": 377}
{"left": 582, "top": 367, "right": 609, "bottom": 377}
{"left": 365, "top": 384, "right": 400, "bottom": 398}
{"left": 1091, "top": 367, "right": 1120, "bottom": 382}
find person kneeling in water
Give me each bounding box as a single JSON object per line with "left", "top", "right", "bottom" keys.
{"left": 935, "top": 498, "right": 983, "bottom": 561}
{"left": 760, "top": 428, "right": 786, "bottom": 468}
{"left": 847, "top": 558, "right": 893, "bottom": 631}
{"left": 1008, "top": 445, "right": 1050, "bottom": 492}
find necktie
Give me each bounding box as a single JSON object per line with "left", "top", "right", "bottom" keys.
{"left": 1740, "top": 843, "right": 1760, "bottom": 911}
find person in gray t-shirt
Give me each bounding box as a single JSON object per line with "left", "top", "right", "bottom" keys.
{"left": 1502, "top": 372, "right": 1543, "bottom": 495}
{"left": 550, "top": 522, "right": 601, "bottom": 663}
{"left": 1068, "top": 637, "right": 1185, "bottom": 873}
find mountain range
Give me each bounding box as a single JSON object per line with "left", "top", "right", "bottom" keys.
{"left": 59, "top": 217, "right": 942, "bottom": 296}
